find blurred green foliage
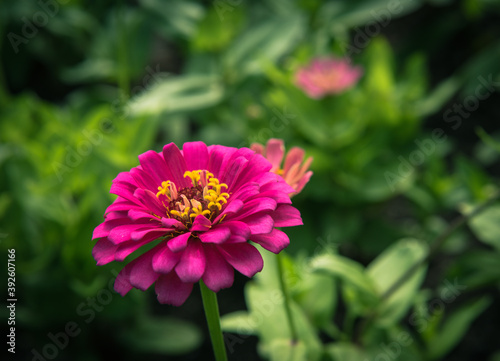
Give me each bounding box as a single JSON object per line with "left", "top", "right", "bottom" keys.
{"left": 1, "top": 0, "right": 500, "bottom": 360}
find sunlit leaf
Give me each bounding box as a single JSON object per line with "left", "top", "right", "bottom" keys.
{"left": 367, "top": 238, "right": 428, "bottom": 326}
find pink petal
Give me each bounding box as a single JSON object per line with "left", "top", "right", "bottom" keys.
{"left": 105, "top": 198, "right": 143, "bottom": 213}
{"left": 251, "top": 229, "right": 290, "bottom": 253}
{"left": 152, "top": 243, "right": 181, "bottom": 273}
{"left": 283, "top": 147, "right": 305, "bottom": 174}
{"left": 259, "top": 178, "right": 295, "bottom": 197}
{"left": 199, "top": 226, "right": 231, "bottom": 244}
{"left": 109, "top": 172, "right": 137, "bottom": 200}
{"left": 175, "top": 240, "right": 206, "bottom": 283}
{"left": 161, "top": 217, "right": 186, "bottom": 230}
{"left": 128, "top": 249, "right": 160, "bottom": 291}
{"left": 93, "top": 217, "right": 132, "bottom": 240}
{"left": 138, "top": 150, "right": 170, "bottom": 185}
{"left": 230, "top": 154, "right": 272, "bottom": 191}
{"left": 133, "top": 188, "right": 167, "bottom": 217}
{"left": 219, "top": 148, "right": 254, "bottom": 186}
{"left": 162, "top": 143, "right": 189, "bottom": 188}
{"left": 183, "top": 141, "right": 208, "bottom": 171}
{"left": 207, "top": 145, "right": 236, "bottom": 179}
{"left": 202, "top": 244, "right": 234, "bottom": 292}
{"left": 217, "top": 243, "right": 263, "bottom": 278}
{"left": 131, "top": 228, "right": 168, "bottom": 242}
{"left": 114, "top": 269, "right": 133, "bottom": 296}
{"left": 265, "top": 139, "right": 285, "bottom": 171}
{"left": 107, "top": 223, "right": 146, "bottom": 244}
{"left": 155, "top": 272, "right": 193, "bottom": 306}
{"left": 256, "top": 172, "right": 295, "bottom": 194}
{"left": 250, "top": 143, "right": 265, "bottom": 155}
{"left": 92, "top": 222, "right": 111, "bottom": 239}
{"left": 221, "top": 156, "right": 248, "bottom": 191}
{"left": 272, "top": 205, "right": 303, "bottom": 227}
{"left": 222, "top": 221, "right": 250, "bottom": 240}
{"left": 255, "top": 190, "right": 292, "bottom": 205}
{"left": 229, "top": 197, "right": 277, "bottom": 221}
{"left": 115, "top": 233, "right": 163, "bottom": 261}
{"left": 130, "top": 167, "right": 158, "bottom": 194}
{"left": 92, "top": 238, "right": 118, "bottom": 265}
{"left": 240, "top": 214, "right": 274, "bottom": 234}
{"left": 128, "top": 209, "right": 157, "bottom": 221}
{"left": 113, "top": 246, "right": 161, "bottom": 294}
{"left": 230, "top": 183, "right": 261, "bottom": 202}
{"left": 213, "top": 199, "right": 244, "bottom": 223}
{"left": 293, "top": 170, "right": 313, "bottom": 195}
{"left": 191, "top": 215, "right": 212, "bottom": 231}
{"left": 168, "top": 232, "right": 192, "bottom": 252}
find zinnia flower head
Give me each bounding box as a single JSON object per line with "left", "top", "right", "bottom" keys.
{"left": 92, "top": 142, "right": 302, "bottom": 306}
{"left": 250, "top": 139, "right": 312, "bottom": 196}
{"left": 294, "top": 57, "right": 362, "bottom": 99}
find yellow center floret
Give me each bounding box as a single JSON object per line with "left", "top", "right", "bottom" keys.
{"left": 155, "top": 170, "right": 229, "bottom": 224}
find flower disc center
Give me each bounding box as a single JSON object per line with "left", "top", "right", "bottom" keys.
{"left": 155, "top": 170, "right": 229, "bottom": 224}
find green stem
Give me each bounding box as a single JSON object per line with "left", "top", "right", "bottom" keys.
{"left": 354, "top": 192, "right": 500, "bottom": 344}
{"left": 381, "top": 192, "right": 500, "bottom": 301}
{"left": 277, "top": 252, "right": 298, "bottom": 342}
{"left": 200, "top": 281, "right": 228, "bottom": 361}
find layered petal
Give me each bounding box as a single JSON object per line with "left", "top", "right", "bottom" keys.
{"left": 202, "top": 244, "right": 234, "bottom": 292}
{"left": 272, "top": 205, "right": 303, "bottom": 227}
{"left": 153, "top": 243, "right": 181, "bottom": 273}
{"left": 155, "top": 272, "right": 193, "bottom": 306}
{"left": 217, "top": 243, "right": 263, "bottom": 278}
{"left": 265, "top": 139, "right": 285, "bottom": 172}
{"left": 92, "top": 238, "right": 118, "bottom": 266}
{"left": 175, "top": 240, "right": 206, "bottom": 283}
{"left": 183, "top": 141, "right": 209, "bottom": 170}
{"left": 251, "top": 229, "right": 290, "bottom": 253}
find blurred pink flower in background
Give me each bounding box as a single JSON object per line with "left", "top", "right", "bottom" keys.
{"left": 294, "top": 57, "right": 363, "bottom": 99}
{"left": 251, "top": 139, "right": 313, "bottom": 196}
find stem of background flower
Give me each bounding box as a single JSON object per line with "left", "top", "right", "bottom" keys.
{"left": 200, "top": 281, "right": 228, "bottom": 361}
{"left": 276, "top": 252, "right": 298, "bottom": 342}
{"left": 354, "top": 191, "right": 500, "bottom": 344}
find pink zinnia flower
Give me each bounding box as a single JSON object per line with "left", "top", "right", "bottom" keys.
{"left": 251, "top": 139, "right": 312, "bottom": 196}
{"left": 92, "top": 142, "right": 302, "bottom": 306}
{"left": 294, "top": 57, "right": 362, "bottom": 99}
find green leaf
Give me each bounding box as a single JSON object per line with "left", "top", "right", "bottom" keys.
{"left": 128, "top": 75, "right": 224, "bottom": 116}
{"left": 140, "top": 0, "right": 204, "bottom": 38}
{"left": 268, "top": 339, "right": 308, "bottom": 361}
{"left": 462, "top": 203, "right": 500, "bottom": 252}
{"left": 426, "top": 296, "right": 492, "bottom": 360}
{"left": 367, "top": 238, "right": 428, "bottom": 326}
{"left": 318, "top": 0, "right": 422, "bottom": 30}
{"left": 294, "top": 272, "right": 336, "bottom": 328}
{"left": 220, "top": 311, "right": 257, "bottom": 335}
{"left": 224, "top": 14, "right": 304, "bottom": 76}
{"left": 119, "top": 317, "right": 202, "bottom": 355}
{"left": 245, "top": 282, "right": 322, "bottom": 361}
{"left": 234, "top": 248, "right": 322, "bottom": 361}
{"left": 311, "top": 253, "right": 379, "bottom": 303}
{"left": 325, "top": 342, "right": 367, "bottom": 361}
{"left": 62, "top": 9, "right": 153, "bottom": 83}
{"left": 192, "top": 6, "right": 244, "bottom": 52}
{"left": 363, "top": 37, "right": 395, "bottom": 98}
